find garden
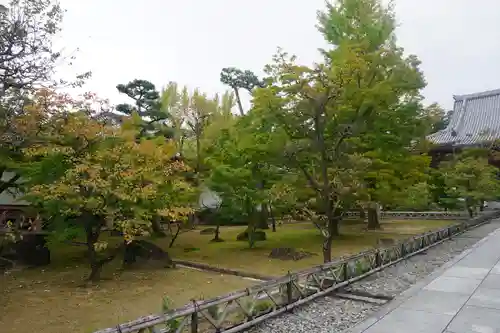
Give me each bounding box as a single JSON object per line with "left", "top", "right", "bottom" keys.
{"left": 1, "top": 1, "right": 500, "bottom": 333}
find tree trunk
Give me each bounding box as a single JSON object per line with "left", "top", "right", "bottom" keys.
{"left": 257, "top": 203, "right": 269, "bottom": 229}
{"left": 85, "top": 220, "right": 103, "bottom": 282}
{"left": 88, "top": 260, "right": 104, "bottom": 282}
{"left": 211, "top": 223, "right": 223, "bottom": 242}
{"left": 168, "top": 223, "right": 181, "bottom": 248}
{"left": 233, "top": 88, "right": 245, "bottom": 116}
{"left": 247, "top": 225, "right": 257, "bottom": 248}
{"left": 322, "top": 235, "right": 333, "bottom": 263}
{"left": 84, "top": 215, "right": 122, "bottom": 282}
{"left": 359, "top": 207, "right": 366, "bottom": 221}
{"left": 195, "top": 134, "right": 201, "bottom": 173}
{"left": 465, "top": 197, "right": 474, "bottom": 218}
{"left": 322, "top": 199, "right": 340, "bottom": 263}
{"left": 467, "top": 207, "right": 474, "bottom": 218}
{"left": 246, "top": 201, "right": 258, "bottom": 248}
{"left": 151, "top": 216, "right": 166, "bottom": 237}
{"left": 322, "top": 217, "right": 340, "bottom": 263}
{"left": 269, "top": 204, "right": 277, "bottom": 232}
{"left": 367, "top": 202, "right": 381, "bottom": 230}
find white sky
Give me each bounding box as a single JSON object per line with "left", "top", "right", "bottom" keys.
{"left": 8, "top": 0, "right": 500, "bottom": 110}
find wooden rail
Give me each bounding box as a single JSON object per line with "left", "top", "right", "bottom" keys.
{"left": 93, "top": 210, "right": 500, "bottom": 333}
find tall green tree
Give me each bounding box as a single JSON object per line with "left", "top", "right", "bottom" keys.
{"left": 205, "top": 112, "right": 285, "bottom": 246}
{"left": 116, "top": 79, "right": 173, "bottom": 139}
{"left": 252, "top": 0, "right": 425, "bottom": 262}
{"left": 116, "top": 79, "right": 177, "bottom": 236}
{"left": 220, "top": 67, "right": 262, "bottom": 116}
{"left": 200, "top": 91, "right": 236, "bottom": 157}
{"left": 318, "top": 0, "right": 427, "bottom": 229}
{"left": 423, "top": 103, "right": 451, "bottom": 134}
{"left": 354, "top": 100, "right": 430, "bottom": 228}
{"left": 442, "top": 151, "right": 500, "bottom": 217}
{"left": 158, "top": 82, "right": 189, "bottom": 153}
{"left": 184, "top": 90, "right": 218, "bottom": 174}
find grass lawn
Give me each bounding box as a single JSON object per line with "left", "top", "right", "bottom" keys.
{"left": 0, "top": 265, "right": 254, "bottom": 333}
{"left": 0, "top": 218, "right": 455, "bottom": 333}
{"left": 165, "top": 219, "right": 456, "bottom": 276}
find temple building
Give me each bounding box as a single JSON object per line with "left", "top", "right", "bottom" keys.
{"left": 427, "top": 88, "right": 500, "bottom": 166}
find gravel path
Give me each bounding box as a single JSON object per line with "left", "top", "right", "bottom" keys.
{"left": 250, "top": 219, "right": 500, "bottom": 333}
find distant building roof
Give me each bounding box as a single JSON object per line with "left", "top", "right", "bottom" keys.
{"left": 428, "top": 89, "right": 500, "bottom": 147}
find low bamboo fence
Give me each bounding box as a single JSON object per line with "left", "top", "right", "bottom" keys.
{"left": 93, "top": 210, "right": 500, "bottom": 333}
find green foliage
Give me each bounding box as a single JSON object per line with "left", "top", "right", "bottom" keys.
{"left": 220, "top": 67, "right": 263, "bottom": 115}
{"left": 17, "top": 97, "right": 197, "bottom": 280}
{"left": 317, "top": 0, "right": 396, "bottom": 57}
{"left": 391, "top": 182, "right": 432, "bottom": 211}
{"left": 161, "top": 296, "right": 181, "bottom": 332}
{"left": 220, "top": 67, "right": 263, "bottom": 92}
{"left": 158, "top": 82, "right": 190, "bottom": 152}
{"left": 197, "top": 206, "right": 248, "bottom": 226}
{"left": 441, "top": 152, "right": 500, "bottom": 216}
{"left": 116, "top": 79, "right": 174, "bottom": 139}
{"left": 204, "top": 113, "right": 288, "bottom": 246}
{"left": 250, "top": 0, "right": 426, "bottom": 259}
{"left": 423, "top": 103, "right": 451, "bottom": 134}
{"left": 428, "top": 168, "right": 461, "bottom": 210}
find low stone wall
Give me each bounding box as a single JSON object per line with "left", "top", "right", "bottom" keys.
{"left": 344, "top": 211, "right": 469, "bottom": 220}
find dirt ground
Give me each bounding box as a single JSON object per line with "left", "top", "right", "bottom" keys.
{"left": 1, "top": 266, "right": 254, "bottom": 333}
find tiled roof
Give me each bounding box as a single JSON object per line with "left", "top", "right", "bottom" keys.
{"left": 427, "top": 89, "right": 500, "bottom": 147}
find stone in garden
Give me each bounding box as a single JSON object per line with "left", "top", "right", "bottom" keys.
{"left": 269, "top": 247, "right": 316, "bottom": 261}
{"left": 236, "top": 230, "right": 267, "bottom": 241}
{"left": 123, "top": 240, "right": 175, "bottom": 269}
{"left": 199, "top": 227, "right": 216, "bottom": 235}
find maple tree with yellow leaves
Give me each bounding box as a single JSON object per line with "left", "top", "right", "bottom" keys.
{"left": 15, "top": 91, "right": 196, "bottom": 281}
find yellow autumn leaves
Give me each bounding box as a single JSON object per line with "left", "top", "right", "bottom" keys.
{"left": 21, "top": 90, "right": 196, "bottom": 244}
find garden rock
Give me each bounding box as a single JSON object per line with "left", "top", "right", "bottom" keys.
{"left": 123, "top": 240, "right": 175, "bottom": 269}
{"left": 199, "top": 227, "right": 216, "bottom": 235}
{"left": 269, "top": 247, "right": 316, "bottom": 261}
{"left": 236, "top": 230, "right": 267, "bottom": 242}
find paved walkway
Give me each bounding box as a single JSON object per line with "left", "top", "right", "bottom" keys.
{"left": 350, "top": 223, "right": 500, "bottom": 333}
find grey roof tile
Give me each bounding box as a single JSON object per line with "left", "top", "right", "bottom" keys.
{"left": 427, "top": 89, "right": 500, "bottom": 147}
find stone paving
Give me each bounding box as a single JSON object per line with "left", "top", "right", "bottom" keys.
{"left": 350, "top": 223, "right": 500, "bottom": 333}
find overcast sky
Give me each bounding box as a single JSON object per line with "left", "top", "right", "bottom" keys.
{"left": 21, "top": 0, "right": 500, "bottom": 110}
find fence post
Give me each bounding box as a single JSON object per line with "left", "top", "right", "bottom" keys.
{"left": 343, "top": 262, "right": 349, "bottom": 281}
{"left": 191, "top": 301, "right": 198, "bottom": 333}
{"left": 286, "top": 272, "right": 293, "bottom": 305}
{"left": 190, "top": 312, "right": 198, "bottom": 333}
{"left": 400, "top": 242, "right": 406, "bottom": 257}
{"left": 375, "top": 249, "right": 381, "bottom": 267}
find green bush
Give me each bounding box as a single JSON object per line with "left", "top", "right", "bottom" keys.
{"left": 197, "top": 205, "right": 249, "bottom": 226}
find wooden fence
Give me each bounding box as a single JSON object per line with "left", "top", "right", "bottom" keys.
{"left": 93, "top": 210, "right": 500, "bottom": 333}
